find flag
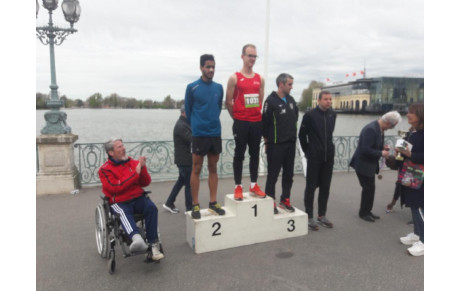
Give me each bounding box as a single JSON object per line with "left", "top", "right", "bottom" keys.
{"left": 360, "top": 70, "right": 365, "bottom": 75}
{"left": 345, "top": 74, "right": 349, "bottom": 77}
{"left": 326, "top": 78, "right": 330, "bottom": 82}
{"left": 352, "top": 72, "right": 357, "bottom": 76}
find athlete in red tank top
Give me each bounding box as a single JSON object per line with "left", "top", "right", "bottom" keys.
{"left": 225, "top": 44, "right": 267, "bottom": 201}
{"left": 232, "top": 72, "right": 262, "bottom": 122}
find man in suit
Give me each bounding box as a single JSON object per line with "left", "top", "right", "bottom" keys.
{"left": 350, "top": 111, "right": 401, "bottom": 222}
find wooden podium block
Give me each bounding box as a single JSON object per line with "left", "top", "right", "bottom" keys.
{"left": 186, "top": 194, "right": 308, "bottom": 254}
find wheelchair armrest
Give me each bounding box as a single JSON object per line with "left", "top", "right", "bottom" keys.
{"left": 100, "top": 194, "right": 110, "bottom": 202}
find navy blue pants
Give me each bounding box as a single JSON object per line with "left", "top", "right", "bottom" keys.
{"left": 166, "top": 165, "right": 193, "bottom": 211}
{"left": 356, "top": 172, "right": 376, "bottom": 217}
{"left": 411, "top": 206, "right": 424, "bottom": 243}
{"left": 111, "top": 196, "right": 159, "bottom": 244}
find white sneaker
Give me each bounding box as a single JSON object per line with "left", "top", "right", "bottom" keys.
{"left": 407, "top": 241, "right": 424, "bottom": 256}
{"left": 129, "top": 234, "right": 148, "bottom": 253}
{"left": 151, "top": 242, "right": 165, "bottom": 260}
{"left": 400, "top": 233, "right": 420, "bottom": 245}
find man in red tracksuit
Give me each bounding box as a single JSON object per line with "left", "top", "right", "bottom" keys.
{"left": 98, "top": 138, "right": 164, "bottom": 260}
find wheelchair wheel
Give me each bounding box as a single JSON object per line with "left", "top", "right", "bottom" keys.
{"left": 95, "top": 204, "right": 109, "bottom": 258}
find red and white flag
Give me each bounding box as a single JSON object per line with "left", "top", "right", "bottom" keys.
{"left": 326, "top": 78, "right": 331, "bottom": 82}
{"left": 352, "top": 72, "right": 357, "bottom": 76}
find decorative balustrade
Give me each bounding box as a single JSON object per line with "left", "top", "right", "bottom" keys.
{"left": 70, "top": 136, "right": 397, "bottom": 185}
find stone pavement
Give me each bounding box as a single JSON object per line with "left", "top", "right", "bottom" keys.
{"left": 36, "top": 171, "right": 423, "bottom": 291}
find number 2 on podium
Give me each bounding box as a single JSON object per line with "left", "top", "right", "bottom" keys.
{"left": 212, "top": 222, "right": 222, "bottom": 236}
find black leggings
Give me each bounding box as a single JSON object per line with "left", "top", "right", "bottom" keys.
{"left": 232, "top": 119, "right": 262, "bottom": 184}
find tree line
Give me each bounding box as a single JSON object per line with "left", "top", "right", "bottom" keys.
{"left": 36, "top": 80, "right": 323, "bottom": 111}
{"left": 36, "top": 93, "right": 183, "bottom": 110}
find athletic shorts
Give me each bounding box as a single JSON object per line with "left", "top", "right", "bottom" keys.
{"left": 191, "top": 136, "right": 222, "bottom": 156}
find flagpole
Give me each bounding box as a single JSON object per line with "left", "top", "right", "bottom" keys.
{"left": 364, "top": 58, "right": 367, "bottom": 78}
{"left": 264, "top": 0, "right": 270, "bottom": 97}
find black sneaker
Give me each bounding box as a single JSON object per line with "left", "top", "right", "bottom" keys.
{"left": 274, "top": 202, "right": 279, "bottom": 214}
{"left": 208, "top": 202, "right": 225, "bottom": 216}
{"left": 163, "top": 203, "right": 179, "bottom": 214}
{"left": 369, "top": 212, "right": 380, "bottom": 220}
{"left": 191, "top": 204, "right": 201, "bottom": 219}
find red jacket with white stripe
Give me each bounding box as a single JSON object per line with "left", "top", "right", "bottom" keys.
{"left": 98, "top": 157, "right": 151, "bottom": 204}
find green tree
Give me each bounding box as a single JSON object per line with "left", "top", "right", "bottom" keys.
{"left": 124, "top": 98, "right": 138, "bottom": 109}
{"left": 143, "top": 99, "right": 154, "bottom": 108}
{"left": 104, "top": 93, "right": 121, "bottom": 108}
{"left": 36, "top": 93, "right": 49, "bottom": 109}
{"left": 60, "top": 95, "right": 75, "bottom": 108}
{"left": 87, "top": 93, "right": 103, "bottom": 108}
{"left": 162, "top": 95, "right": 175, "bottom": 109}
{"left": 298, "top": 80, "right": 324, "bottom": 111}
{"left": 75, "top": 99, "right": 84, "bottom": 108}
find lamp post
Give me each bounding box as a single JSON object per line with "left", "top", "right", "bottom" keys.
{"left": 36, "top": 0, "right": 81, "bottom": 134}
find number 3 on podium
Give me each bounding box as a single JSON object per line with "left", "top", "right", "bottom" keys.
{"left": 287, "top": 219, "right": 295, "bottom": 232}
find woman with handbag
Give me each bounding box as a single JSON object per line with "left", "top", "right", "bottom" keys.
{"left": 396, "top": 103, "right": 424, "bottom": 256}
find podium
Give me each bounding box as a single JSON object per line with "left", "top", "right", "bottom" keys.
{"left": 186, "top": 193, "right": 308, "bottom": 254}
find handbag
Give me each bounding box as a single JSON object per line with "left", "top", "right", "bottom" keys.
{"left": 385, "top": 155, "right": 399, "bottom": 170}
{"left": 397, "top": 160, "right": 424, "bottom": 189}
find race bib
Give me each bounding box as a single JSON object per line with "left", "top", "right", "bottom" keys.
{"left": 244, "top": 94, "right": 260, "bottom": 108}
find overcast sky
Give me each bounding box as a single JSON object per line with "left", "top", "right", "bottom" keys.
{"left": 35, "top": 0, "right": 424, "bottom": 102}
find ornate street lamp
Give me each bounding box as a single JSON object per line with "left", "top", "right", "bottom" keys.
{"left": 36, "top": 0, "right": 81, "bottom": 134}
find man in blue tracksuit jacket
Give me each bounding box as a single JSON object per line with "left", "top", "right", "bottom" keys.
{"left": 184, "top": 54, "right": 225, "bottom": 220}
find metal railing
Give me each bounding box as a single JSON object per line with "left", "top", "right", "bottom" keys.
{"left": 73, "top": 136, "right": 397, "bottom": 185}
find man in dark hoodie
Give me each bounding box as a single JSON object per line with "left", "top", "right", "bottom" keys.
{"left": 163, "top": 105, "right": 193, "bottom": 213}
{"left": 262, "top": 73, "right": 299, "bottom": 214}
{"left": 298, "top": 91, "right": 336, "bottom": 230}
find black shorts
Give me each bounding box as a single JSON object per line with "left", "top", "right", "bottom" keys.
{"left": 191, "top": 137, "right": 222, "bottom": 156}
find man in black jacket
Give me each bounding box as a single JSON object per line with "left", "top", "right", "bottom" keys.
{"left": 163, "top": 105, "right": 193, "bottom": 213}
{"left": 298, "top": 91, "right": 336, "bottom": 230}
{"left": 262, "top": 73, "right": 299, "bottom": 214}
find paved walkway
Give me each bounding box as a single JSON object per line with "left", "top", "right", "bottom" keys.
{"left": 37, "top": 171, "right": 423, "bottom": 291}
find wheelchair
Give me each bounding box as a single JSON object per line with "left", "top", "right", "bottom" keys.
{"left": 95, "top": 191, "right": 164, "bottom": 274}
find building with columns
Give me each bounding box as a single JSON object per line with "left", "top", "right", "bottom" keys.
{"left": 312, "top": 77, "right": 424, "bottom": 113}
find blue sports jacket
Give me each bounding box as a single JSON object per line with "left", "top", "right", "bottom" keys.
{"left": 184, "top": 77, "right": 223, "bottom": 137}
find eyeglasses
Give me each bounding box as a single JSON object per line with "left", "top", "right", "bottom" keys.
{"left": 245, "top": 54, "right": 258, "bottom": 59}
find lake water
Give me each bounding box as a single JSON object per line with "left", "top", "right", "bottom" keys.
{"left": 36, "top": 109, "right": 408, "bottom": 143}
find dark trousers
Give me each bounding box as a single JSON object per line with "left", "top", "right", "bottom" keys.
{"left": 304, "top": 158, "right": 334, "bottom": 218}
{"left": 356, "top": 172, "right": 376, "bottom": 217}
{"left": 232, "top": 119, "right": 262, "bottom": 184}
{"left": 166, "top": 165, "right": 192, "bottom": 211}
{"left": 264, "top": 142, "right": 296, "bottom": 201}
{"left": 411, "top": 206, "right": 424, "bottom": 242}
{"left": 110, "top": 196, "right": 159, "bottom": 244}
